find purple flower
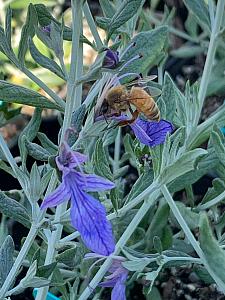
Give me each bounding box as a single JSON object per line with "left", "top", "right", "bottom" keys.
{"left": 41, "top": 142, "right": 115, "bottom": 256}
{"left": 130, "top": 118, "right": 173, "bottom": 147}
{"left": 99, "top": 258, "right": 129, "bottom": 300}
{"left": 103, "top": 49, "right": 119, "bottom": 69}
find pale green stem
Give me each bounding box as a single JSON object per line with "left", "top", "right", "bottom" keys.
{"left": 0, "top": 134, "right": 18, "bottom": 175}
{"left": 197, "top": 0, "right": 225, "bottom": 120}
{"left": 113, "top": 127, "right": 121, "bottom": 173}
{"left": 198, "top": 190, "right": 225, "bottom": 210}
{"left": 21, "top": 67, "right": 65, "bottom": 110}
{"left": 161, "top": 184, "right": 225, "bottom": 294}
{"left": 83, "top": 2, "right": 103, "bottom": 50}
{"left": 35, "top": 1, "right": 83, "bottom": 299}
{"left": 78, "top": 189, "right": 160, "bottom": 300}
{"left": 0, "top": 224, "right": 39, "bottom": 298}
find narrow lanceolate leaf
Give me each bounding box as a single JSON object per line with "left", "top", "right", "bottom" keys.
{"left": 0, "top": 236, "right": 14, "bottom": 288}
{"left": 199, "top": 213, "right": 225, "bottom": 284}
{"left": 92, "top": 139, "right": 113, "bottom": 181}
{"left": 210, "top": 131, "right": 225, "bottom": 166}
{"left": 18, "top": 108, "right": 42, "bottom": 164}
{"left": 107, "top": 0, "right": 143, "bottom": 38}
{"left": 0, "top": 191, "right": 31, "bottom": 228}
{"left": 0, "top": 81, "right": 62, "bottom": 110}
{"left": 121, "top": 26, "right": 168, "bottom": 76}
{"left": 18, "top": 4, "right": 38, "bottom": 66}
{"left": 183, "top": 0, "right": 211, "bottom": 32}
{"left": 29, "top": 39, "right": 66, "bottom": 80}
{"left": 37, "top": 132, "right": 58, "bottom": 155}
{"left": 5, "top": 7, "right": 12, "bottom": 47}
{"left": 160, "top": 149, "right": 207, "bottom": 184}
{"left": 0, "top": 26, "right": 18, "bottom": 65}
{"left": 25, "top": 139, "right": 51, "bottom": 161}
{"left": 99, "top": 0, "right": 116, "bottom": 18}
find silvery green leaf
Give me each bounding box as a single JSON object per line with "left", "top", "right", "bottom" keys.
{"left": 160, "top": 148, "right": 207, "bottom": 184}
{"left": 199, "top": 213, "right": 225, "bottom": 284}
{"left": 169, "top": 147, "right": 218, "bottom": 193}
{"left": 56, "top": 246, "right": 83, "bottom": 268}
{"left": 103, "top": 126, "right": 118, "bottom": 147}
{"left": 146, "top": 204, "right": 170, "bottom": 250}
{"left": 184, "top": 0, "right": 211, "bottom": 32}
{"left": 201, "top": 178, "right": 225, "bottom": 205}
{"left": 49, "top": 22, "right": 64, "bottom": 58}
{"left": 0, "top": 81, "right": 62, "bottom": 110}
{"left": 34, "top": 4, "right": 90, "bottom": 45}
{"left": 75, "top": 66, "right": 102, "bottom": 86}
{"left": 29, "top": 39, "right": 66, "bottom": 80}
{"left": 161, "top": 72, "right": 179, "bottom": 123}
{"left": 210, "top": 130, "right": 225, "bottom": 166}
{"left": 0, "top": 236, "right": 14, "bottom": 288}
{"left": 18, "top": 4, "right": 38, "bottom": 67}
{"left": 171, "top": 45, "right": 204, "bottom": 58}
{"left": 0, "top": 27, "right": 18, "bottom": 65}
{"left": 37, "top": 262, "right": 57, "bottom": 279}
{"left": 5, "top": 7, "right": 12, "bottom": 47}
{"left": 123, "top": 134, "right": 137, "bottom": 168}
{"left": 99, "top": 0, "right": 116, "bottom": 18}
{"left": 40, "top": 169, "right": 53, "bottom": 196}
{"left": 125, "top": 169, "right": 154, "bottom": 204}
{"left": 29, "top": 163, "right": 41, "bottom": 202}
{"left": 170, "top": 202, "right": 199, "bottom": 230}
{"left": 153, "top": 236, "right": 163, "bottom": 254}
{"left": 185, "top": 12, "right": 198, "bottom": 37}
{"left": 194, "top": 266, "right": 214, "bottom": 284}
{"left": 122, "top": 258, "right": 151, "bottom": 272}
{"left": 71, "top": 104, "right": 86, "bottom": 131}
{"left": 144, "top": 286, "right": 162, "bottom": 300}
{"left": 0, "top": 192, "right": 30, "bottom": 228}
{"left": 18, "top": 108, "right": 42, "bottom": 164}
{"left": 156, "top": 96, "right": 167, "bottom": 120}
{"left": 149, "top": 144, "right": 163, "bottom": 178}
{"left": 25, "top": 139, "right": 51, "bottom": 161}
{"left": 188, "top": 104, "right": 225, "bottom": 149}
{"left": 96, "top": 17, "right": 111, "bottom": 30}
{"left": 121, "top": 26, "right": 168, "bottom": 76}
{"left": 37, "top": 132, "right": 58, "bottom": 155}
{"left": 107, "top": 0, "right": 143, "bottom": 38}
{"left": 0, "top": 160, "right": 14, "bottom": 177}
{"left": 91, "top": 139, "right": 113, "bottom": 181}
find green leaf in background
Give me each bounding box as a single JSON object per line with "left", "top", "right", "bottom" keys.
{"left": 107, "top": 0, "right": 143, "bottom": 38}
{"left": 121, "top": 26, "right": 168, "bottom": 76}
{"left": 18, "top": 4, "right": 38, "bottom": 67}
{"left": 91, "top": 139, "right": 113, "bottom": 181}
{"left": 183, "top": 0, "right": 211, "bottom": 32}
{"left": 10, "top": 0, "right": 55, "bottom": 9}
{"left": 171, "top": 45, "right": 204, "bottom": 58}
{"left": 29, "top": 39, "right": 66, "bottom": 80}
{"left": 0, "top": 191, "right": 31, "bottom": 228}
{"left": 0, "top": 81, "right": 62, "bottom": 110}
{"left": 199, "top": 213, "right": 225, "bottom": 284}
{"left": 0, "top": 236, "right": 14, "bottom": 288}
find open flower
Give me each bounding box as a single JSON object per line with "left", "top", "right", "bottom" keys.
{"left": 41, "top": 141, "right": 115, "bottom": 256}
{"left": 99, "top": 258, "right": 129, "bottom": 300}
{"left": 130, "top": 118, "right": 173, "bottom": 147}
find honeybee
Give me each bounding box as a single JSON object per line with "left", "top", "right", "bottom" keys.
{"left": 99, "top": 82, "right": 160, "bottom": 126}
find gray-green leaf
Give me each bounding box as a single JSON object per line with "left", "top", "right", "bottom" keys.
{"left": 0, "top": 236, "right": 14, "bottom": 288}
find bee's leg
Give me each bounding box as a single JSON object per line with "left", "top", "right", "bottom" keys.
{"left": 118, "top": 109, "right": 139, "bottom": 126}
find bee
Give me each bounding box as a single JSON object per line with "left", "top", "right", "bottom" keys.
{"left": 101, "top": 82, "right": 160, "bottom": 126}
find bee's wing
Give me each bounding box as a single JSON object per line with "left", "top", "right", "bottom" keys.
{"left": 125, "top": 75, "right": 158, "bottom": 87}
{"left": 142, "top": 86, "right": 162, "bottom": 97}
